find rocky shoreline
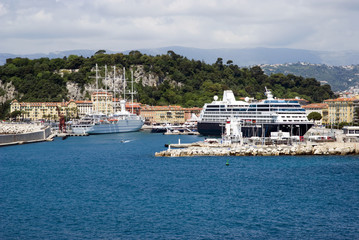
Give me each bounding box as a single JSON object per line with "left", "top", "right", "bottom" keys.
{"left": 155, "top": 142, "right": 359, "bottom": 157}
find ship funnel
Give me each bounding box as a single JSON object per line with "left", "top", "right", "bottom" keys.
{"left": 223, "top": 90, "right": 236, "bottom": 103}
{"left": 265, "top": 87, "right": 274, "bottom": 100}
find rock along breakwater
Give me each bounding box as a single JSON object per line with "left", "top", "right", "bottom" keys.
{"left": 155, "top": 142, "right": 359, "bottom": 157}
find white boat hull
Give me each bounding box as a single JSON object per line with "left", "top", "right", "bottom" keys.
{"left": 72, "top": 119, "right": 144, "bottom": 134}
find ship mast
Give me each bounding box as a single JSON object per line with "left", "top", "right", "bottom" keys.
{"left": 123, "top": 67, "right": 126, "bottom": 100}
{"left": 113, "top": 66, "right": 116, "bottom": 112}
{"left": 105, "top": 65, "right": 108, "bottom": 115}
{"left": 95, "top": 64, "right": 99, "bottom": 113}
{"left": 131, "top": 70, "right": 134, "bottom": 114}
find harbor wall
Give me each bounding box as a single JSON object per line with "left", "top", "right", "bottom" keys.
{"left": 0, "top": 127, "right": 51, "bottom": 145}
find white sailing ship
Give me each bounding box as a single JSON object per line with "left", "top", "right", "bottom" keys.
{"left": 71, "top": 65, "right": 144, "bottom": 134}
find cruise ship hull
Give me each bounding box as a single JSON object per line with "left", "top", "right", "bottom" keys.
{"left": 198, "top": 121, "right": 314, "bottom": 137}
{"left": 72, "top": 119, "right": 144, "bottom": 134}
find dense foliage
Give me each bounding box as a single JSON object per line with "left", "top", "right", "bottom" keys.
{"left": 0, "top": 51, "right": 335, "bottom": 116}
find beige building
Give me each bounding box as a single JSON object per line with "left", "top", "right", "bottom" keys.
{"left": 324, "top": 96, "right": 359, "bottom": 125}
{"left": 140, "top": 105, "right": 201, "bottom": 124}
{"left": 10, "top": 100, "right": 78, "bottom": 121}
{"left": 302, "top": 103, "right": 328, "bottom": 125}
{"left": 91, "top": 92, "right": 114, "bottom": 115}
{"left": 140, "top": 105, "right": 185, "bottom": 124}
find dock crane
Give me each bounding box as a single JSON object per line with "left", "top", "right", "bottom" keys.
{"left": 56, "top": 106, "right": 66, "bottom": 133}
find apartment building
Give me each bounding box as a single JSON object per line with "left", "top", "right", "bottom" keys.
{"left": 324, "top": 96, "right": 359, "bottom": 125}
{"left": 302, "top": 103, "right": 328, "bottom": 125}
{"left": 10, "top": 100, "right": 78, "bottom": 121}
{"left": 140, "top": 105, "right": 201, "bottom": 124}
{"left": 140, "top": 105, "right": 185, "bottom": 124}
{"left": 91, "top": 92, "right": 114, "bottom": 115}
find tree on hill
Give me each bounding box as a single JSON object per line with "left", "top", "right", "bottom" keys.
{"left": 95, "top": 50, "right": 106, "bottom": 55}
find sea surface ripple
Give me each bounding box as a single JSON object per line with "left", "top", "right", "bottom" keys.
{"left": 1, "top": 132, "right": 358, "bottom": 239}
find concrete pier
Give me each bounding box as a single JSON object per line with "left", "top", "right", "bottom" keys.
{"left": 163, "top": 131, "right": 200, "bottom": 135}
{"left": 155, "top": 142, "right": 359, "bottom": 157}
{"left": 55, "top": 132, "right": 89, "bottom": 137}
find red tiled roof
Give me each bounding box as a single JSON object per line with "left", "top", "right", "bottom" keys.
{"left": 75, "top": 100, "right": 92, "bottom": 104}
{"left": 18, "top": 102, "right": 69, "bottom": 107}
{"left": 283, "top": 98, "right": 308, "bottom": 101}
{"left": 125, "top": 103, "right": 141, "bottom": 108}
{"left": 324, "top": 97, "right": 357, "bottom": 102}
{"left": 141, "top": 105, "right": 183, "bottom": 111}
{"left": 302, "top": 103, "right": 328, "bottom": 109}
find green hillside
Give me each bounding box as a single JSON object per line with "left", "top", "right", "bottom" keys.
{"left": 0, "top": 51, "right": 335, "bottom": 119}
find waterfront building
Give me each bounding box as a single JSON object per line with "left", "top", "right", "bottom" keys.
{"left": 302, "top": 103, "right": 328, "bottom": 125}
{"left": 91, "top": 92, "right": 113, "bottom": 115}
{"left": 140, "top": 105, "right": 187, "bottom": 124}
{"left": 10, "top": 100, "right": 78, "bottom": 121}
{"left": 324, "top": 96, "right": 359, "bottom": 125}
{"left": 140, "top": 105, "right": 185, "bottom": 124}
{"left": 322, "top": 107, "right": 329, "bottom": 125}
{"left": 75, "top": 100, "right": 93, "bottom": 117}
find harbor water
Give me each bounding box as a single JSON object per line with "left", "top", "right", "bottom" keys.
{"left": 1, "top": 132, "right": 358, "bottom": 239}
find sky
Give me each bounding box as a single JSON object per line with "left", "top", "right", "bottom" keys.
{"left": 0, "top": 0, "right": 358, "bottom": 54}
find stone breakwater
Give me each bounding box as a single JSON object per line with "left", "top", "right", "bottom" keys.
{"left": 155, "top": 142, "right": 359, "bottom": 157}
{"left": 0, "top": 123, "right": 52, "bottom": 146}
{"left": 0, "top": 123, "right": 44, "bottom": 134}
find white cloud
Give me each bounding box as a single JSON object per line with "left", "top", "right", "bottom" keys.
{"left": 0, "top": 3, "right": 7, "bottom": 16}
{"left": 0, "top": 0, "right": 358, "bottom": 53}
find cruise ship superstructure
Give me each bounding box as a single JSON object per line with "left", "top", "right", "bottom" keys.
{"left": 197, "top": 89, "right": 313, "bottom": 137}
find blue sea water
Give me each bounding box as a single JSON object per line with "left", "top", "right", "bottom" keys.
{"left": 1, "top": 131, "right": 359, "bottom": 239}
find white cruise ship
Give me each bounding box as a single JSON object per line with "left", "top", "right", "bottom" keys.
{"left": 197, "top": 88, "right": 313, "bottom": 137}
